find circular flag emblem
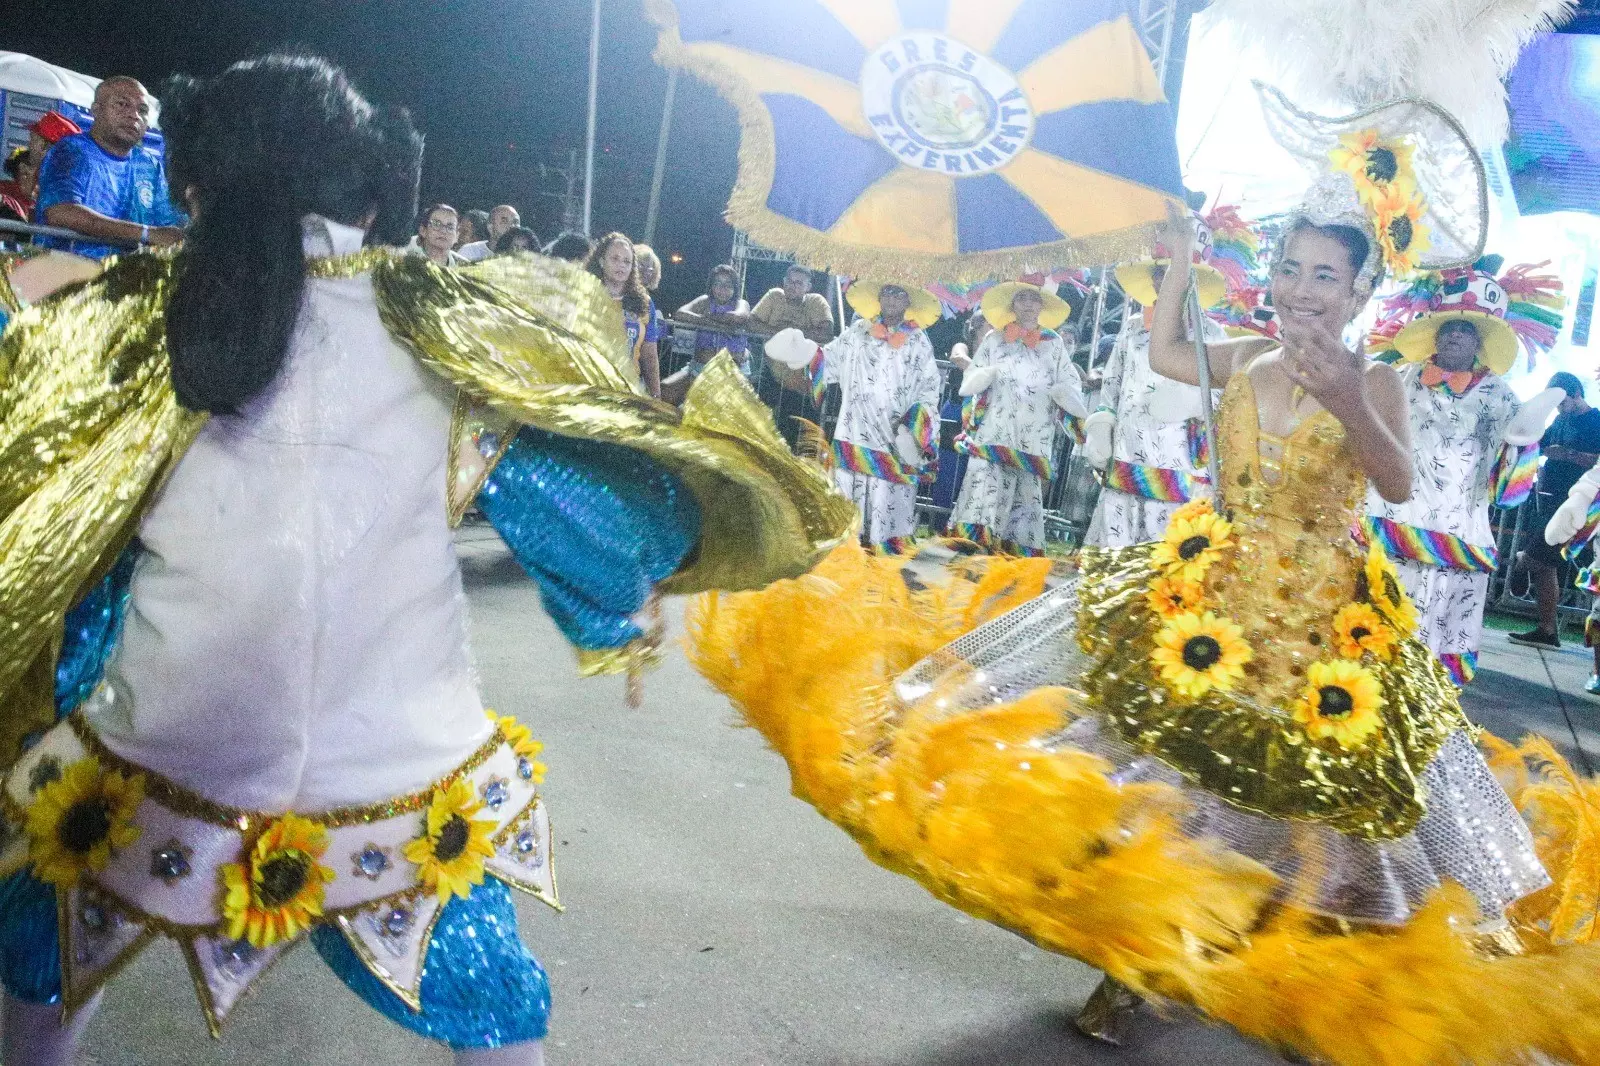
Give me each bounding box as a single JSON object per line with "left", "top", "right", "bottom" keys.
{"left": 861, "top": 33, "right": 1035, "bottom": 177}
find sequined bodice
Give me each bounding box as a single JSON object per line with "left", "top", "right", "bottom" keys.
{"left": 1208, "top": 371, "right": 1368, "bottom": 706}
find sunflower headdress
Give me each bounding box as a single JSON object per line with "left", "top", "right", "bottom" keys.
{"left": 1256, "top": 83, "right": 1487, "bottom": 284}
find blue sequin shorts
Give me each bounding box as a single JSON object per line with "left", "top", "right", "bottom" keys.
{"left": 0, "top": 872, "right": 550, "bottom": 1049}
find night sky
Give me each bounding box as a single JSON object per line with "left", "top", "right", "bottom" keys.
{"left": 4, "top": 0, "right": 742, "bottom": 309}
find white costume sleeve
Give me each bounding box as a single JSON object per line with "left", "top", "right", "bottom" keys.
{"left": 1505, "top": 387, "right": 1565, "bottom": 447}
{"left": 1546, "top": 466, "right": 1600, "bottom": 546}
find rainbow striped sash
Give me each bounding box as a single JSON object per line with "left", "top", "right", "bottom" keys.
{"left": 1491, "top": 443, "right": 1539, "bottom": 508}
{"left": 955, "top": 438, "right": 1053, "bottom": 479}
{"left": 833, "top": 439, "right": 920, "bottom": 486}
{"left": 805, "top": 350, "right": 827, "bottom": 408}
{"left": 1437, "top": 652, "right": 1478, "bottom": 686}
{"left": 903, "top": 402, "right": 937, "bottom": 455}
{"left": 1562, "top": 496, "right": 1600, "bottom": 563}
{"left": 1360, "top": 516, "right": 1498, "bottom": 573}
{"left": 1101, "top": 459, "right": 1208, "bottom": 503}
{"left": 1185, "top": 418, "right": 1211, "bottom": 471}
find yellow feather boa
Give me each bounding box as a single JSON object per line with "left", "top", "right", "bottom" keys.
{"left": 687, "top": 543, "right": 1600, "bottom": 1065}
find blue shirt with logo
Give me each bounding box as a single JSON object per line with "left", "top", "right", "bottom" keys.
{"left": 33, "top": 133, "right": 184, "bottom": 259}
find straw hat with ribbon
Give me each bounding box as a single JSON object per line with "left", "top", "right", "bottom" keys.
{"left": 845, "top": 280, "right": 943, "bottom": 329}
{"left": 1114, "top": 213, "right": 1229, "bottom": 309}
{"left": 979, "top": 281, "right": 1072, "bottom": 332}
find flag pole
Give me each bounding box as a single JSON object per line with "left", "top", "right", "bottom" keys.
{"left": 582, "top": 0, "right": 601, "bottom": 236}
{"left": 1187, "top": 280, "right": 1222, "bottom": 491}
{"left": 643, "top": 68, "right": 678, "bottom": 246}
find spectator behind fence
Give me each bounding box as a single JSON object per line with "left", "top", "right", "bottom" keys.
{"left": 585, "top": 231, "right": 661, "bottom": 397}
{"left": 35, "top": 77, "right": 185, "bottom": 257}
{"left": 459, "top": 203, "right": 519, "bottom": 262}
{"left": 413, "top": 203, "right": 463, "bottom": 266}
{"left": 493, "top": 226, "right": 541, "bottom": 255}
{"left": 0, "top": 148, "right": 34, "bottom": 222}
{"left": 547, "top": 231, "right": 594, "bottom": 262}
{"left": 27, "top": 111, "right": 82, "bottom": 172}
{"left": 751, "top": 264, "right": 835, "bottom": 346}
{"left": 1510, "top": 370, "right": 1600, "bottom": 650}
{"left": 669, "top": 263, "right": 751, "bottom": 385}
{"left": 457, "top": 208, "right": 489, "bottom": 250}
{"left": 635, "top": 244, "right": 662, "bottom": 292}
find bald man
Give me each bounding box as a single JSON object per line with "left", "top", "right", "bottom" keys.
{"left": 457, "top": 203, "right": 520, "bottom": 262}
{"left": 35, "top": 76, "right": 185, "bottom": 258}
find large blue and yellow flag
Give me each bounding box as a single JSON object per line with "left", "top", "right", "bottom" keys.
{"left": 647, "top": 0, "right": 1187, "bottom": 283}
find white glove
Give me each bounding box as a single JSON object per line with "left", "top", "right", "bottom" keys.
{"left": 1049, "top": 381, "right": 1089, "bottom": 421}
{"left": 764, "top": 327, "right": 819, "bottom": 369}
{"left": 1081, "top": 409, "right": 1116, "bottom": 470}
{"left": 1506, "top": 387, "right": 1565, "bottom": 447}
{"left": 895, "top": 426, "right": 925, "bottom": 468}
{"left": 1545, "top": 466, "right": 1600, "bottom": 546}
{"left": 949, "top": 343, "right": 973, "bottom": 370}
{"left": 958, "top": 365, "right": 999, "bottom": 397}
{"left": 1148, "top": 379, "right": 1205, "bottom": 424}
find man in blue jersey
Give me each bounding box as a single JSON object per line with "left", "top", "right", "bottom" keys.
{"left": 34, "top": 76, "right": 185, "bottom": 258}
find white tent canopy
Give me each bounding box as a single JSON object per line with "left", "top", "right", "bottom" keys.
{"left": 0, "top": 51, "right": 160, "bottom": 125}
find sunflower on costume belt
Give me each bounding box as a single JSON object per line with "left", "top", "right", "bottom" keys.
{"left": 1294, "top": 660, "right": 1384, "bottom": 749}
{"left": 1362, "top": 544, "right": 1419, "bottom": 636}
{"left": 1150, "top": 611, "right": 1253, "bottom": 700}
{"left": 1332, "top": 603, "right": 1398, "bottom": 661}
{"left": 220, "top": 813, "right": 335, "bottom": 948}
{"left": 1151, "top": 510, "right": 1234, "bottom": 583}
{"left": 25, "top": 758, "right": 144, "bottom": 888}
{"left": 489, "top": 711, "right": 547, "bottom": 784}
{"left": 1146, "top": 575, "right": 1206, "bottom": 619}
{"left": 404, "top": 778, "right": 498, "bottom": 904}
{"left": 1169, "top": 498, "right": 1215, "bottom": 525}
{"left": 1329, "top": 129, "right": 1418, "bottom": 208}
{"left": 1371, "top": 182, "right": 1432, "bottom": 278}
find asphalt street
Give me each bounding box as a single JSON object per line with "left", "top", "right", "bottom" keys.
{"left": 68, "top": 529, "right": 1593, "bottom": 1065}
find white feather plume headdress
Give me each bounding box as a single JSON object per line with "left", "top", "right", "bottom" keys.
{"left": 1208, "top": 0, "right": 1576, "bottom": 143}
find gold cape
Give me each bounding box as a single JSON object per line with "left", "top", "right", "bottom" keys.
{"left": 0, "top": 248, "right": 853, "bottom": 769}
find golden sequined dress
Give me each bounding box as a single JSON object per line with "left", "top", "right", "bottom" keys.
{"left": 688, "top": 366, "right": 1600, "bottom": 1066}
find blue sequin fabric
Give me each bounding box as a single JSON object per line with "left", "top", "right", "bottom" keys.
{"left": 0, "top": 871, "right": 62, "bottom": 1005}
{"left": 311, "top": 876, "right": 551, "bottom": 1049}
{"left": 55, "top": 547, "right": 139, "bottom": 717}
{"left": 480, "top": 426, "right": 701, "bottom": 650}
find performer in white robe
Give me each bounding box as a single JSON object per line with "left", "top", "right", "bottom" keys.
{"left": 1082, "top": 259, "right": 1224, "bottom": 548}
{"left": 948, "top": 282, "right": 1086, "bottom": 555}
{"left": 767, "top": 282, "right": 943, "bottom": 553}
{"left": 1365, "top": 260, "right": 1564, "bottom": 683}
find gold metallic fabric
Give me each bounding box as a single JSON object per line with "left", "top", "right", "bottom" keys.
{"left": 0, "top": 254, "right": 207, "bottom": 768}
{"left": 0, "top": 249, "right": 850, "bottom": 774}
{"left": 1076, "top": 372, "right": 1468, "bottom": 839}
{"left": 372, "top": 253, "right": 855, "bottom": 594}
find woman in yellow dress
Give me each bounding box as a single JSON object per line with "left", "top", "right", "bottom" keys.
{"left": 689, "top": 90, "right": 1600, "bottom": 1064}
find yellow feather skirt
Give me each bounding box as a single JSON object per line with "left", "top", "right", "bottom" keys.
{"left": 686, "top": 543, "right": 1600, "bottom": 1065}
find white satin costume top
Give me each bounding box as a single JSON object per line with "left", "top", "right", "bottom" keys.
{"left": 85, "top": 216, "right": 493, "bottom": 812}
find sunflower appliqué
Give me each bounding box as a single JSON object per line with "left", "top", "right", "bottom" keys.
{"left": 1150, "top": 509, "right": 1234, "bottom": 583}
{"left": 1329, "top": 129, "right": 1418, "bottom": 209}
{"left": 1371, "top": 182, "right": 1432, "bottom": 278}
{"left": 1294, "top": 660, "right": 1385, "bottom": 749}
{"left": 25, "top": 758, "right": 145, "bottom": 888}
{"left": 404, "top": 779, "right": 498, "bottom": 904}
{"left": 489, "top": 711, "right": 547, "bottom": 784}
{"left": 219, "top": 813, "right": 335, "bottom": 948}
{"left": 1146, "top": 575, "right": 1206, "bottom": 619}
{"left": 1150, "top": 611, "right": 1253, "bottom": 700}
{"left": 1362, "top": 543, "right": 1419, "bottom": 636}
{"left": 1332, "top": 603, "right": 1398, "bottom": 661}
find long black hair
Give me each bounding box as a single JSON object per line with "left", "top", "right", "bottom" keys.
{"left": 160, "top": 54, "right": 423, "bottom": 414}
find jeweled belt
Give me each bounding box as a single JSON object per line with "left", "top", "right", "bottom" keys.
{"left": 0, "top": 703, "right": 557, "bottom": 1036}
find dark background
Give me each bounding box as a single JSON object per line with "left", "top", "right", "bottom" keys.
{"left": 7, "top": 0, "right": 1600, "bottom": 311}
